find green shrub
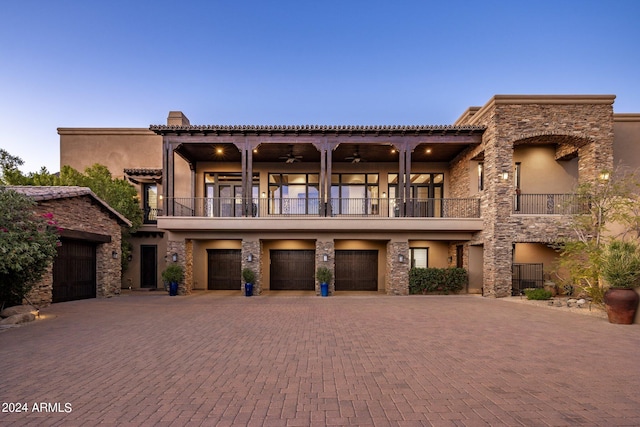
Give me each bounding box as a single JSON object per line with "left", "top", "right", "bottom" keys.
{"left": 409, "top": 267, "right": 467, "bottom": 294}
{"left": 161, "top": 264, "right": 183, "bottom": 283}
{"left": 524, "top": 288, "right": 553, "bottom": 300}
{"left": 242, "top": 267, "right": 256, "bottom": 283}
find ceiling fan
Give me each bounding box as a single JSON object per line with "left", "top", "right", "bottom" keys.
{"left": 279, "top": 145, "right": 302, "bottom": 163}
{"left": 345, "top": 146, "right": 365, "bottom": 163}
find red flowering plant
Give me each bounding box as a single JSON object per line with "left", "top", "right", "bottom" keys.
{"left": 0, "top": 188, "right": 60, "bottom": 307}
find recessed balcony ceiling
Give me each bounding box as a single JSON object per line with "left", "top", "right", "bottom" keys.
{"left": 176, "top": 142, "right": 474, "bottom": 163}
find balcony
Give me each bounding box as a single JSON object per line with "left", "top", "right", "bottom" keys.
{"left": 162, "top": 197, "right": 481, "bottom": 219}
{"left": 513, "top": 194, "right": 588, "bottom": 215}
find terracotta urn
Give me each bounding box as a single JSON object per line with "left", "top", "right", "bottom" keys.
{"left": 603, "top": 288, "right": 639, "bottom": 324}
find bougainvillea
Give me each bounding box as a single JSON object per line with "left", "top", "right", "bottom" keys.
{"left": 0, "top": 188, "right": 60, "bottom": 307}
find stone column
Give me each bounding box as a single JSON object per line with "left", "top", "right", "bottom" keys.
{"left": 167, "top": 239, "right": 190, "bottom": 295}
{"left": 315, "top": 239, "right": 335, "bottom": 295}
{"left": 242, "top": 240, "right": 261, "bottom": 295}
{"left": 386, "top": 241, "right": 409, "bottom": 295}
{"left": 480, "top": 129, "right": 515, "bottom": 298}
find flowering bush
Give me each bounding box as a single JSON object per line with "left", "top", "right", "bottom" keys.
{"left": 0, "top": 188, "right": 60, "bottom": 307}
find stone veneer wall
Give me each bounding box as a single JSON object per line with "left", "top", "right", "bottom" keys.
{"left": 385, "top": 241, "right": 409, "bottom": 295}
{"left": 454, "top": 99, "right": 615, "bottom": 297}
{"left": 315, "top": 240, "right": 335, "bottom": 295}
{"left": 28, "top": 196, "right": 123, "bottom": 306}
{"left": 241, "top": 240, "right": 261, "bottom": 295}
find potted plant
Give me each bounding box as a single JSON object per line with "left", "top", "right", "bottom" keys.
{"left": 242, "top": 268, "right": 256, "bottom": 297}
{"left": 316, "top": 266, "right": 333, "bottom": 297}
{"left": 162, "top": 264, "right": 184, "bottom": 296}
{"left": 601, "top": 240, "right": 640, "bottom": 324}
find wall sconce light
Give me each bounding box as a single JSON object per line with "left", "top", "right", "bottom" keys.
{"left": 398, "top": 254, "right": 405, "bottom": 263}
{"left": 247, "top": 253, "right": 253, "bottom": 262}
{"left": 323, "top": 254, "right": 328, "bottom": 262}
{"left": 382, "top": 192, "right": 387, "bottom": 198}
{"left": 599, "top": 172, "right": 610, "bottom": 181}
{"left": 127, "top": 254, "right": 133, "bottom": 262}
{"left": 112, "top": 251, "right": 118, "bottom": 259}
{"left": 501, "top": 172, "right": 509, "bottom": 180}
{"left": 172, "top": 253, "right": 178, "bottom": 262}
{"left": 447, "top": 256, "right": 453, "bottom": 264}
{"left": 261, "top": 192, "right": 266, "bottom": 198}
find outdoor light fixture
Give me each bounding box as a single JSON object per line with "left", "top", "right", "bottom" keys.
{"left": 247, "top": 253, "right": 253, "bottom": 262}
{"left": 599, "top": 172, "right": 610, "bottom": 181}
{"left": 382, "top": 192, "right": 387, "bottom": 198}
{"left": 112, "top": 251, "right": 118, "bottom": 259}
{"left": 398, "top": 254, "right": 405, "bottom": 263}
{"left": 501, "top": 172, "right": 509, "bottom": 180}
{"left": 323, "top": 254, "right": 328, "bottom": 262}
{"left": 127, "top": 254, "right": 133, "bottom": 262}
{"left": 261, "top": 192, "right": 266, "bottom": 198}
{"left": 172, "top": 253, "right": 178, "bottom": 262}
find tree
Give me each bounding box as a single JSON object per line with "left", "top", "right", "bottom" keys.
{"left": 0, "top": 150, "right": 142, "bottom": 269}
{"left": 554, "top": 168, "right": 640, "bottom": 303}
{"left": 0, "top": 188, "right": 60, "bottom": 308}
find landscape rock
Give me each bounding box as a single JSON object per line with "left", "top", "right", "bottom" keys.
{"left": 0, "top": 305, "right": 36, "bottom": 318}
{"left": 0, "top": 312, "right": 36, "bottom": 325}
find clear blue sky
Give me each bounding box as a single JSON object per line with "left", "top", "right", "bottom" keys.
{"left": 1, "top": 0, "right": 639, "bottom": 173}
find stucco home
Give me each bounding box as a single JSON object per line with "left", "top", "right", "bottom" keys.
{"left": 58, "top": 95, "right": 640, "bottom": 296}
{"left": 10, "top": 186, "right": 131, "bottom": 305}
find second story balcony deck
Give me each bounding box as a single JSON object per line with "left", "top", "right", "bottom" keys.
{"left": 165, "top": 197, "right": 480, "bottom": 218}
{"left": 157, "top": 197, "right": 483, "bottom": 233}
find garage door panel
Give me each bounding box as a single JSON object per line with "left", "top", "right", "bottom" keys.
{"left": 270, "top": 250, "right": 315, "bottom": 291}
{"left": 208, "top": 249, "right": 241, "bottom": 290}
{"left": 335, "top": 250, "right": 378, "bottom": 291}
{"left": 53, "top": 239, "right": 96, "bottom": 303}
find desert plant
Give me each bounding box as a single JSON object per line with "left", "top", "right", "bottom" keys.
{"left": 316, "top": 266, "right": 333, "bottom": 284}
{"left": 161, "top": 263, "right": 184, "bottom": 284}
{"left": 524, "top": 288, "right": 553, "bottom": 300}
{"left": 242, "top": 267, "right": 255, "bottom": 283}
{"left": 601, "top": 240, "right": 640, "bottom": 289}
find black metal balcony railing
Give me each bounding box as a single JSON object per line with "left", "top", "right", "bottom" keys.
{"left": 143, "top": 207, "right": 159, "bottom": 223}
{"left": 513, "top": 194, "right": 589, "bottom": 215}
{"left": 161, "top": 197, "right": 481, "bottom": 219}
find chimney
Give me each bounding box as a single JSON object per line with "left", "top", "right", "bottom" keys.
{"left": 167, "top": 111, "right": 190, "bottom": 126}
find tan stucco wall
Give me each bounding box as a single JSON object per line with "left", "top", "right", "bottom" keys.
{"left": 59, "top": 129, "right": 161, "bottom": 178}
{"left": 408, "top": 240, "right": 450, "bottom": 268}
{"left": 513, "top": 145, "right": 578, "bottom": 193}
{"left": 123, "top": 235, "right": 168, "bottom": 290}
{"left": 613, "top": 115, "right": 640, "bottom": 170}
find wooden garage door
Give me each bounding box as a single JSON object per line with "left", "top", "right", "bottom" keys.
{"left": 335, "top": 250, "right": 378, "bottom": 291}
{"left": 207, "top": 249, "right": 241, "bottom": 290}
{"left": 270, "top": 250, "right": 315, "bottom": 291}
{"left": 53, "top": 239, "right": 97, "bottom": 303}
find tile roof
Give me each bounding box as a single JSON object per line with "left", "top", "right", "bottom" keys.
{"left": 6, "top": 186, "right": 131, "bottom": 226}
{"left": 150, "top": 124, "right": 485, "bottom": 136}
{"left": 124, "top": 168, "right": 162, "bottom": 176}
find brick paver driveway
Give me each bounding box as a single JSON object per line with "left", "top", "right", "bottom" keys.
{"left": 1, "top": 292, "right": 639, "bottom": 426}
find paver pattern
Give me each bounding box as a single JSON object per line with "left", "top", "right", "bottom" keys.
{"left": 1, "top": 292, "right": 639, "bottom": 426}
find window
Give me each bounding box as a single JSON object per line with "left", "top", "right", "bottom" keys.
{"left": 410, "top": 248, "right": 429, "bottom": 268}
{"left": 268, "top": 173, "right": 319, "bottom": 214}
{"left": 143, "top": 184, "right": 158, "bottom": 223}
{"left": 204, "top": 173, "right": 258, "bottom": 217}
{"left": 331, "top": 174, "right": 379, "bottom": 215}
